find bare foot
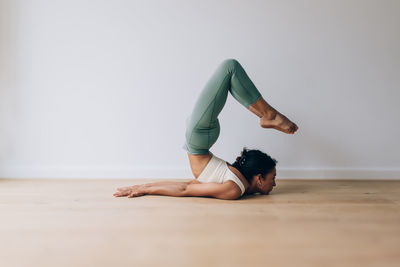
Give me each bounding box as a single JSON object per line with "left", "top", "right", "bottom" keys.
{"left": 260, "top": 108, "right": 298, "bottom": 134}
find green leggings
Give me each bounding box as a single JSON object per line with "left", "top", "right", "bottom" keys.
{"left": 183, "top": 58, "right": 262, "bottom": 155}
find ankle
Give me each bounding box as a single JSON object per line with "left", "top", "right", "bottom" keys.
{"left": 249, "top": 97, "right": 270, "bottom": 117}
{"left": 249, "top": 99, "right": 276, "bottom": 118}
{"left": 261, "top": 108, "right": 277, "bottom": 120}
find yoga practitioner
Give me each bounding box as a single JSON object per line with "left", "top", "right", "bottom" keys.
{"left": 113, "top": 59, "right": 298, "bottom": 200}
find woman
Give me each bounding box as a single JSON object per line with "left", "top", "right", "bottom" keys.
{"left": 113, "top": 59, "right": 298, "bottom": 200}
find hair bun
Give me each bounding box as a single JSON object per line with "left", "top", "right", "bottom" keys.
{"left": 239, "top": 155, "right": 246, "bottom": 166}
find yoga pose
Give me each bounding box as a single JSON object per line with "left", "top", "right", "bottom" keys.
{"left": 114, "top": 59, "right": 298, "bottom": 200}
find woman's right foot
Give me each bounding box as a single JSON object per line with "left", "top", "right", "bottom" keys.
{"left": 260, "top": 108, "right": 299, "bottom": 134}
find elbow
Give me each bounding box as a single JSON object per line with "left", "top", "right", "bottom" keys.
{"left": 217, "top": 192, "right": 241, "bottom": 200}
{"left": 218, "top": 196, "right": 240, "bottom": 200}
{"left": 180, "top": 183, "right": 190, "bottom": 197}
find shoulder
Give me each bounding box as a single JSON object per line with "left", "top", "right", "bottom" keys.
{"left": 226, "top": 164, "right": 249, "bottom": 189}
{"left": 185, "top": 181, "right": 242, "bottom": 200}
{"left": 223, "top": 180, "right": 244, "bottom": 199}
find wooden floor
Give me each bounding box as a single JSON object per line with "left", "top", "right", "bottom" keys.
{"left": 0, "top": 179, "right": 399, "bottom": 267}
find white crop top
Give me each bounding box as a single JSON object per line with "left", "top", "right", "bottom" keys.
{"left": 197, "top": 153, "right": 246, "bottom": 196}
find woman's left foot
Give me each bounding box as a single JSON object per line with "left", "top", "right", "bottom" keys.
{"left": 260, "top": 108, "right": 299, "bottom": 134}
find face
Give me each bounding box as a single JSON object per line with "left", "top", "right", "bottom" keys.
{"left": 257, "top": 168, "right": 276, "bottom": 195}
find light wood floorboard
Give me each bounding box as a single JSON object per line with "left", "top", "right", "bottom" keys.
{"left": 0, "top": 179, "right": 399, "bottom": 267}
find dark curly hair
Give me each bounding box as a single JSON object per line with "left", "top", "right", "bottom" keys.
{"left": 231, "top": 147, "right": 277, "bottom": 184}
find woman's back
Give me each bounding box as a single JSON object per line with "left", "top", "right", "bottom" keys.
{"left": 197, "top": 153, "right": 247, "bottom": 196}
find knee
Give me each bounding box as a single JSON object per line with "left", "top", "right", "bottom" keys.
{"left": 221, "top": 58, "right": 240, "bottom": 70}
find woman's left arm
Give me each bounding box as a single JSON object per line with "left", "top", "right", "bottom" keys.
{"left": 113, "top": 180, "right": 241, "bottom": 200}
{"left": 113, "top": 181, "right": 193, "bottom": 198}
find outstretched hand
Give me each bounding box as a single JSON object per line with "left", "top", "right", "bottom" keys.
{"left": 113, "top": 185, "right": 146, "bottom": 198}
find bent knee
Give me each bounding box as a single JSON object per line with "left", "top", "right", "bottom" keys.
{"left": 220, "top": 58, "right": 240, "bottom": 69}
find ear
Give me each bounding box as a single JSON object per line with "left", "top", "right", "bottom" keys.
{"left": 256, "top": 174, "right": 263, "bottom": 186}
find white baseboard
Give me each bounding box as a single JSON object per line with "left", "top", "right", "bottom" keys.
{"left": 0, "top": 165, "right": 399, "bottom": 179}
{"left": 277, "top": 168, "right": 400, "bottom": 180}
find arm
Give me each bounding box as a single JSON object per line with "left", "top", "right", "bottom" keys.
{"left": 113, "top": 181, "right": 192, "bottom": 198}
{"left": 182, "top": 182, "right": 242, "bottom": 200}
{"left": 114, "top": 180, "right": 241, "bottom": 200}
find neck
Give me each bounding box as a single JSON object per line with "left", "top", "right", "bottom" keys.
{"left": 247, "top": 182, "right": 258, "bottom": 194}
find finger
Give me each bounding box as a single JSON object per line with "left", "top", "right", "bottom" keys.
{"left": 128, "top": 193, "right": 138, "bottom": 198}
{"left": 114, "top": 191, "right": 129, "bottom": 197}
{"left": 114, "top": 190, "right": 127, "bottom": 196}
{"left": 118, "top": 186, "right": 133, "bottom": 189}
{"left": 117, "top": 187, "right": 129, "bottom": 191}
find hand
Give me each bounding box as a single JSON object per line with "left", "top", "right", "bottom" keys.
{"left": 113, "top": 185, "right": 146, "bottom": 198}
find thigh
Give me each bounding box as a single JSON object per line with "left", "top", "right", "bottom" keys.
{"left": 184, "top": 118, "right": 220, "bottom": 155}
{"left": 190, "top": 63, "right": 231, "bottom": 128}
{"left": 183, "top": 61, "right": 232, "bottom": 155}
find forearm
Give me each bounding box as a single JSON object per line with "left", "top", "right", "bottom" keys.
{"left": 143, "top": 180, "right": 190, "bottom": 188}
{"left": 142, "top": 181, "right": 188, "bottom": 197}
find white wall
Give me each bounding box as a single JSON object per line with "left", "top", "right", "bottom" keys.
{"left": 1, "top": 0, "right": 399, "bottom": 179}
